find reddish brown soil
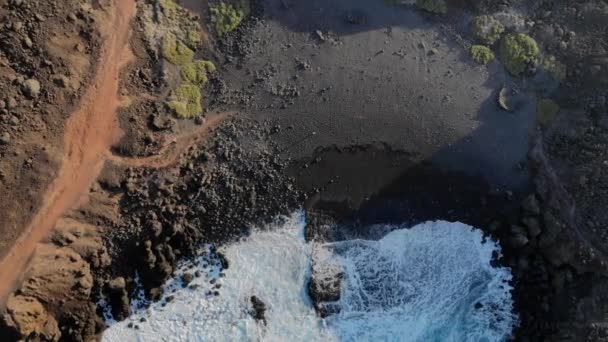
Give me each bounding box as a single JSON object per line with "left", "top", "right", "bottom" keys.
{"left": 108, "top": 113, "right": 232, "bottom": 168}
{"left": 0, "top": 0, "right": 137, "bottom": 305}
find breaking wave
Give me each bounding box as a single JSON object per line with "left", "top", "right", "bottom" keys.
{"left": 102, "top": 212, "right": 517, "bottom": 342}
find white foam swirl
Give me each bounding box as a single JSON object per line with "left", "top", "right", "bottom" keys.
{"left": 102, "top": 212, "right": 517, "bottom": 342}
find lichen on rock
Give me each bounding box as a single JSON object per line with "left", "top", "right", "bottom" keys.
{"left": 470, "top": 45, "right": 495, "bottom": 65}
{"left": 167, "top": 84, "right": 203, "bottom": 119}
{"left": 500, "top": 33, "right": 540, "bottom": 76}
{"left": 471, "top": 15, "right": 505, "bottom": 45}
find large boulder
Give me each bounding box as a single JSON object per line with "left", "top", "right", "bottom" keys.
{"left": 308, "top": 246, "right": 344, "bottom": 317}
{"left": 1, "top": 295, "right": 61, "bottom": 341}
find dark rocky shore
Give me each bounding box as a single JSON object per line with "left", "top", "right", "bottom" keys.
{"left": 1, "top": 0, "right": 608, "bottom": 341}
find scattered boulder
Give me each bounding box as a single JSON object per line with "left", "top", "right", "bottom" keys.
{"left": 522, "top": 217, "right": 542, "bottom": 238}
{"left": 498, "top": 86, "right": 514, "bottom": 112}
{"left": 181, "top": 273, "right": 194, "bottom": 286}
{"left": 53, "top": 75, "right": 70, "bottom": 88}
{"left": 22, "top": 79, "right": 41, "bottom": 99}
{"left": 522, "top": 194, "right": 541, "bottom": 215}
{"left": 6, "top": 97, "right": 18, "bottom": 109}
{"left": 0, "top": 132, "right": 10, "bottom": 145}
{"left": 508, "top": 225, "right": 530, "bottom": 248}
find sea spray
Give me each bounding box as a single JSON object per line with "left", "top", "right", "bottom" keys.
{"left": 103, "top": 212, "right": 517, "bottom": 342}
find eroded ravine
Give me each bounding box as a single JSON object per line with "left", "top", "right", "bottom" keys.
{"left": 0, "top": 0, "right": 137, "bottom": 304}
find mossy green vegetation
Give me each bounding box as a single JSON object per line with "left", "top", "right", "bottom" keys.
{"left": 500, "top": 33, "right": 540, "bottom": 76}
{"left": 537, "top": 99, "right": 560, "bottom": 127}
{"left": 187, "top": 29, "right": 202, "bottom": 48}
{"left": 210, "top": 3, "right": 246, "bottom": 37}
{"left": 167, "top": 84, "right": 203, "bottom": 119}
{"left": 543, "top": 55, "right": 566, "bottom": 81}
{"left": 471, "top": 15, "right": 505, "bottom": 45}
{"left": 159, "top": 0, "right": 178, "bottom": 18}
{"left": 415, "top": 0, "right": 447, "bottom": 14}
{"left": 162, "top": 33, "right": 195, "bottom": 66}
{"left": 470, "top": 45, "right": 495, "bottom": 65}
{"left": 181, "top": 60, "right": 217, "bottom": 87}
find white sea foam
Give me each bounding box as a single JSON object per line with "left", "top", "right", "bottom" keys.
{"left": 102, "top": 212, "right": 517, "bottom": 342}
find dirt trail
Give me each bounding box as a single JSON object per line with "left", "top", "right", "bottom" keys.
{"left": 0, "top": 0, "right": 137, "bottom": 304}
{"left": 109, "top": 113, "right": 232, "bottom": 168}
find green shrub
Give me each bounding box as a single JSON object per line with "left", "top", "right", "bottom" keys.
{"left": 161, "top": 33, "right": 195, "bottom": 66}
{"left": 471, "top": 15, "right": 505, "bottom": 45}
{"left": 187, "top": 29, "right": 202, "bottom": 48}
{"left": 500, "top": 33, "right": 540, "bottom": 76}
{"left": 181, "top": 60, "right": 216, "bottom": 87}
{"left": 167, "top": 84, "right": 203, "bottom": 119}
{"left": 471, "top": 45, "right": 495, "bottom": 65}
{"left": 415, "top": 0, "right": 447, "bottom": 14}
{"left": 159, "top": 0, "right": 178, "bottom": 18}
{"left": 537, "top": 99, "right": 560, "bottom": 127}
{"left": 210, "top": 3, "right": 246, "bottom": 37}
{"left": 542, "top": 55, "right": 566, "bottom": 81}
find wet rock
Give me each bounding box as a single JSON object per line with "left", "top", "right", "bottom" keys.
{"left": 249, "top": 296, "right": 267, "bottom": 324}
{"left": 181, "top": 273, "right": 194, "bottom": 286}
{"left": 217, "top": 252, "right": 229, "bottom": 270}
{"left": 308, "top": 247, "right": 343, "bottom": 317}
{"left": 107, "top": 277, "right": 130, "bottom": 321}
{"left": 22, "top": 79, "right": 41, "bottom": 99}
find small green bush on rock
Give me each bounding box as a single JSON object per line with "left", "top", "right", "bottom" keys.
{"left": 159, "top": 0, "right": 178, "bottom": 18}
{"left": 471, "top": 15, "right": 505, "bottom": 45}
{"left": 167, "top": 84, "right": 203, "bottom": 119}
{"left": 415, "top": 0, "right": 447, "bottom": 14}
{"left": 181, "top": 60, "right": 216, "bottom": 87}
{"left": 162, "top": 33, "right": 195, "bottom": 66}
{"left": 500, "top": 33, "right": 540, "bottom": 76}
{"left": 542, "top": 55, "right": 566, "bottom": 81}
{"left": 210, "top": 3, "right": 246, "bottom": 37}
{"left": 471, "top": 45, "right": 495, "bottom": 65}
{"left": 537, "top": 99, "right": 560, "bottom": 127}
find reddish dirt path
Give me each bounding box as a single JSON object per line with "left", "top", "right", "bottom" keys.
{"left": 108, "top": 113, "right": 232, "bottom": 168}
{"left": 0, "top": 0, "right": 137, "bottom": 304}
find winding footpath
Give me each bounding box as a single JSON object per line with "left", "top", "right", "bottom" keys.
{"left": 0, "top": 0, "right": 137, "bottom": 304}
